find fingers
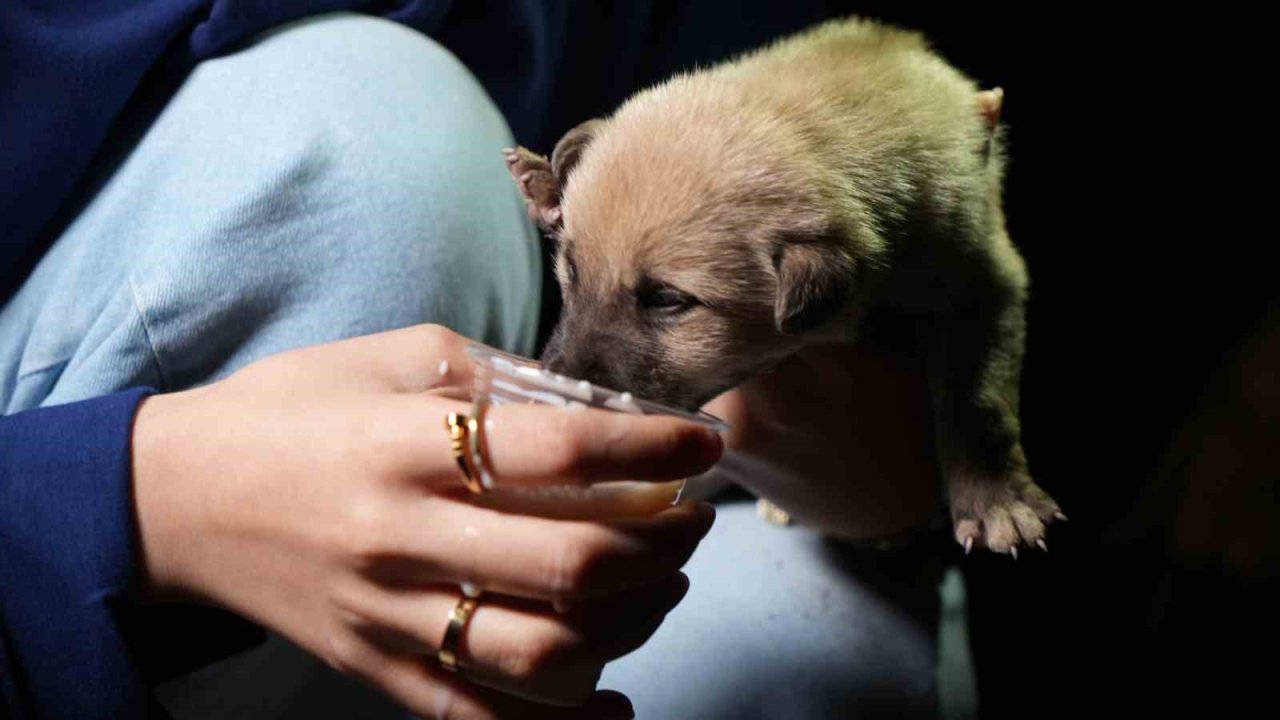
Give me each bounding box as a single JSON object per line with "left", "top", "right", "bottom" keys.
{"left": 384, "top": 396, "right": 723, "bottom": 488}
{"left": 481, "top": 405, "right": 723, "bottom": 484}
{"left": 339, "top": 640, "right": 635, "bottom": 720}
{"left": 361, "top": 499, "right": 715, "bottom": 603}
{"left": 344, "top": 574, "right": 689, "bottom": 706}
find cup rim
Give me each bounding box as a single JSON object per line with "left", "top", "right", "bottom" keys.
{"left": 465, "top": 343, "right": 729, "bottom": 432}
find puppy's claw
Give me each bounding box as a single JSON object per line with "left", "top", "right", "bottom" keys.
{"left": 963, "top": 536, "right": 974, "bottom": 555}
{"left": 1036, "top": 539, "right": 1048, "bottom": 552}
{"left": 1010, "top": 546, "right": 1018, "bottom": 560}
{"left": 1053, "top": 511, "right": 1069, "bottom": 523}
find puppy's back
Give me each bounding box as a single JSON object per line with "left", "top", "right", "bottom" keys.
{"left": 576, "top": 17, "right": 998, "bottom": 260}
{"left": 727, "top": 17, "right": 998, "bottom": 225}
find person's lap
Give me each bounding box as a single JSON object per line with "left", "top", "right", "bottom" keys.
{"left": 0, "top": 13, "right": 539, "bottom": 413}
{"left": 601, "top": 497, "right": 957, "bottom": 720}
{"left": 0, "top": 13, "right": 958, "bottom": 719}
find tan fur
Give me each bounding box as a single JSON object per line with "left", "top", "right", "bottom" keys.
{"left": 508, "top": 17, "right": 1061, "bottom": 554}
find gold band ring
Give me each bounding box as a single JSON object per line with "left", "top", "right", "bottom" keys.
{"left": 444, "top": 411, "right": 485, "bottom": 494}
{"left": 468, "top": 402, "right": 495, "bottom": 492}
{"left": 438, "top": 594, "right": 481, "bottom": 672}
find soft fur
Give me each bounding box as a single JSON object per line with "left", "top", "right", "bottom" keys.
{"left": 506, "top": 17, "right": 1061, "bottom": 554}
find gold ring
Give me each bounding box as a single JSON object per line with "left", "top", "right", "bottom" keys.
{"left": 468, "top": 402, "right": 495, "bottom": 491}
{"left": 438, "top": 593, "right": 481, "bottom": 672}
{"left": 444, "top": 412, "right": 485, "bottom": 494}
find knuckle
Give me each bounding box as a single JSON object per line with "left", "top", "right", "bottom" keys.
{"left": 433, "top": 686, "right": 465, "bottom": 720}
{"left": 410, "top": 673, "right": 471, "bottom": 720}
{"left": 499, "top": 621, "right": 580, "bottom": 681}
{"left": 543, "top": 529, "right": 612, "bottom": 597}
{"left": 325, "top": 574, "right": 373, "bottom": 620}
{"left": 340, "top": 497, "right": 395, "bottom": 564}
{"left": 321, "top": 630, "right": 366, "bottom": 679}
{"left": 492, "top": 630, "right": 535, "bottom": 681}
{"left": 420, "top": 323, "right": 459, "bottom": 353}
{"left": 358, "top": 419, "right": 413, "bottom": 477}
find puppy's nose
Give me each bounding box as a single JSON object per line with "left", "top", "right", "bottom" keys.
{"left": 547, "top": 353, "right": 607, "bottom": 387}
{"left": 539, "top": 341, "right": 576, "bottom": 377}
{"left": 540, "top": 327, "right": 625, "bottom": 388}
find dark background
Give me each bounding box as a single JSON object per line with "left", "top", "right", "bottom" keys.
{"left": 451, "top": 3, "right": 1272, "bottom": 715}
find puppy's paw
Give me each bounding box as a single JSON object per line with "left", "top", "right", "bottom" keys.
{"left": 950, "top": 469, "right": 1061, "bottom": 557}
{"left": 503, "top": 146, "right": 562, "bottom": 228}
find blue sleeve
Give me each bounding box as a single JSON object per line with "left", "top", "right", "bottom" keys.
{"left": 0, "top": 388, "right": 159, "bottom": 719}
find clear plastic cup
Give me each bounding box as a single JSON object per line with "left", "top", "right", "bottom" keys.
{"left": 465, "top": 344, "right": 728, "bottom": 519}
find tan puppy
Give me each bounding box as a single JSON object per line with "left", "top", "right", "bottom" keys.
{"left": 506, "top": 17, "right": 1061, "bottom": 555}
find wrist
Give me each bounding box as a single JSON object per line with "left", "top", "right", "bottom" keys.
{"left": 129, "top": 388, "right": 206, "bottom": 604}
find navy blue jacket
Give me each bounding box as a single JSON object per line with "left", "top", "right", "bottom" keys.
{"left": 0, "top": 2, "right": 846, "bottom": 717}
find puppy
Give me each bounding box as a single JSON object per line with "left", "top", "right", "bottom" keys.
{"left": 505, "top": 17, "right": 1061, "bottom": 555}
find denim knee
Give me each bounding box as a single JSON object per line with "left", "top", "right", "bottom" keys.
{"left": 109, "top": 14, "right": 543, "bottom": 390}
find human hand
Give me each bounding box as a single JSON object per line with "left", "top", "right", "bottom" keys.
{"left": 702, "top": 343, "right": 940, "bottom": 541}
{"left": 131, "top": 325, "right": 722, "bottom": 719}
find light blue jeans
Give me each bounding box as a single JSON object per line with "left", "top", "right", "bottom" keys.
{"left": 0, "top": 15, "right": 540, "bottom": 411}
{"left": 0, "top": 14, "right": 968, "bottom": 720}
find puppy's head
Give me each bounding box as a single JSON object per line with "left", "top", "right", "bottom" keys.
{"left": 511, "top": 83, "right": 878, "bottom": 410}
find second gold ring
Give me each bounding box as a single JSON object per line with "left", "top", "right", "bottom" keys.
{"left": 444, "top": 404, "right": 493, "bottom": 494}
{"left": 437, "top": 593, "right": 481, "bottom": 672}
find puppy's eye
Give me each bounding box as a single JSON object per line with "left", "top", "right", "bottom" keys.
{"left": 637, "top": 284, "right": 698, "bottom": 314}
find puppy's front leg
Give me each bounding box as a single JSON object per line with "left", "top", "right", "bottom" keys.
{"left": 922, "top": 277, "right": 1062, "bottom": 556}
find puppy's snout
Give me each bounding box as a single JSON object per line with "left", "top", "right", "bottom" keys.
{"left": 540, "top": 327, "right": 630, "bottom": 391}
{"left": 545, "top": 349, "right": 611, "bottom": 389}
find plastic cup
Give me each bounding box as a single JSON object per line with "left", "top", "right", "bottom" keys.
{"left": 465, "top": 344, "right": 728, "bottom": 520}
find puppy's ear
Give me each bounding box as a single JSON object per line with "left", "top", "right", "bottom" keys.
{"left": 551, "top": 119, "right": 604, "bottom": 180}
{"left": 505, "top": 146, "right": 562, "bottom": 231}
{"left": 774, "top": 242, "right": 855, "bottom": 335}
{"left": 976, "top": 87, "right": 1004, "bottom": 130}
{"left": 504, "top": 120, "right": 604, "bottom": 233}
